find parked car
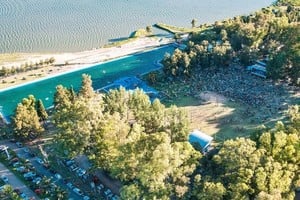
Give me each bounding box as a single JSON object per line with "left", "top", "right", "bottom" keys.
{"left": 32, "top": 177, "right": 42, "bottom": 185}
{"left": 76, "top": 168, "right": 86, "bottom": 177}
{"left": 69, "top": 164, "right": 79, "bottom": 172}
{"left": 23, "top": 147, "right": 29, "bottom": 153}
{"left": 104, "top": 189, "right": 112, "bottom": 196}
{"left": 65, "top": 159, "right": 75, "bottom": 167}
{"left": 16, "top": 166, "right": 27, "bottom": 173}
{"left": 73, "top": 187, "right": 84, "bottom": 196}
{"left": 35, "top": 188, "right": 44, "bottom": 195}
{"left": 13, "top": 162, "right": 21, "bottom": 167}
{"left": 54, "top": 173, "right": 62, "bottom": 179}
{"left": 112, "top": 195, "right": 119, "bottom": 200}
{"left": 83, "top": 196, "right": 90, "bottom": 200}
{"left": 97, "top": 184, "right": 104, "bottom": 192}
{"left": 16, "top": 142, "right": 23, "bottom": 148}
{"left": 1, "top": 175, "right": 8, "bottom": 183}
{"left": 20, "top": 192, "right": 29, "bottom": 200}
{"left": 35, "top": 157, "right": 44, "bottom": 165}
{"left": 66, "top": 182, "right": 74, "bottom": 189}
{"left": 24, "top": 171, "right": 36, "bottom": 178}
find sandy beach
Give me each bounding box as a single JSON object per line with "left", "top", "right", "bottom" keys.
{"left": 0, "top": 36, "right": 174, "bottom": 90}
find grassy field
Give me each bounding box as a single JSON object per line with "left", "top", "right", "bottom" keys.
{"left": 155, "top": 79, "right": 292, "bottom": 142}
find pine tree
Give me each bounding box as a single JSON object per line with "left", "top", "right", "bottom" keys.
{"left": 12, "top": 95, "right": 44, "bottom": 140}
{"left": 36, "top": 99, "right": 48, "bottom": 122}
{"left": 78, "top": 74, "right": 95, "bottom": 99}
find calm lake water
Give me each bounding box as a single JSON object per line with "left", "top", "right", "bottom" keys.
{"left": 0, "top": 0, "right": 273, "bottom": 53}
{"left": 0, "top": 45, "right": 175, "bottom": 117}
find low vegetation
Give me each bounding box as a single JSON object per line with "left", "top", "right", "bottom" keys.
{"left": 0, "top": 57, "right": 55, "bottom": 78}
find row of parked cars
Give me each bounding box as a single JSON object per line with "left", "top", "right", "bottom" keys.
{"left": 64, "top": 159, "right": 119, "bottom": 200}
{"left": 64, "top": 159, "right": 91, "bottom": 199}
{"left": 9, "top": 144, "right": 68, "bottom": 199}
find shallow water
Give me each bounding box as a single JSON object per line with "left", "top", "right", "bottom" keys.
{"left": 0, "top": 0, "right": 273, "bottom": 53}
{"left": 0, "top": 45, "right": 175, "bottom": 117}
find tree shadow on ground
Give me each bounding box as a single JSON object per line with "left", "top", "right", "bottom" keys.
{"left": 160, "top": 82, "right": 300, "bottom": 142}
{"left": 108, "top": 37, "right": 129, "bottom": 43}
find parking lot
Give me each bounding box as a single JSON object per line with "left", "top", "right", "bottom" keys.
{"left": 0, "top": 162, "right": 39, "bottom": 199}
{"left": 1, "top": 140, "right": 120, "bottom": 200}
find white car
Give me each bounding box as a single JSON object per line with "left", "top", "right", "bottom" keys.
{"left": 1, "top": 175, "right": 8, "bottom": 183}
{"left": 104, "top": 189, "right": 112, "bottom": 196}
{"left": 23, "top": 171, "right": 36, "bottom": 178}
{"left": 76, "top": 168, "right": 86, "bottom": 177}
{"left": 66, "top": 182, "right": 74, "bottom": 189}
{"left": 112, "top": 195, "right": 119, "bottom": 200}
{"left": 32, "top": 177, "right": 42, "bottom": 185}
{"left": 20, "top": 192, "right": 29, "bottom": 200}
{"left": 83, "top": 196, "right": 90, "bottom": 200}
{"left": 54, "top": 173, "right": 62, "bottom": 179}
{"left": 73, "top": 187, "right": 84, "bottom": 196}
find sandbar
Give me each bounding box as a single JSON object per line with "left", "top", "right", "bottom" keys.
{"left": 0, "top": 36, "right": 174, "bottom": 90}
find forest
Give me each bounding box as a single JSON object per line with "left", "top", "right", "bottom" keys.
{"left": 10, "top": 74, "right": 300, "bottom": 199}
{"left": 162, "top": 0, "right": 299, "bottom": 85}
{"left": 3, "top": 0, "right": 300, "bottom": 199}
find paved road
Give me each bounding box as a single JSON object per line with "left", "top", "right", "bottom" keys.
{"left": 0, "top": 140, "right": 82, "bottom": 199}
{"left": 0, "top": 162, "right": 40, "bottom": 199}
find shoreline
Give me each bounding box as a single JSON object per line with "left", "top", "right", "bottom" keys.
{"left": 0, "top": 36, "right": 174, "bottom": 92}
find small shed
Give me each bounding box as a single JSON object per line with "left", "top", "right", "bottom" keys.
{"left": 189, "top": 130, "right": 213, "bottom": 151}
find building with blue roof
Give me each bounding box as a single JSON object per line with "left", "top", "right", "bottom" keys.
{"left": 99, "top": 76, "right": 159, "bottom": 101}
{"left": 189, "top": 130, "right": 213, "bottom": 152}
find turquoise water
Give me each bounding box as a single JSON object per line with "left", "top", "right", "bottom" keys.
{"left": 0, "top": 45, "right": 175, "bottom": 118}
{"left": 0, "top": 0, "right": 273, "bottom": 53}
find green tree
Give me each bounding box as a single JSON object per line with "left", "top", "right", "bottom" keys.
{"left": 36, "top": 99, "right": 48, "bottom": 122}
{"left": 196, "top": 182, "right": 226, "bottom": 200}
{"left": 78, "top": 74, "right": 95, "bottom": 99}
{"left": 12, "top": 95, "right": 44, "bottom": 140}
{"left": 0, "top": 185, "right": 22, "bottom": 200}
{"left": 53, "top": 85, "right": 73, "bottom": 109}
{"left": 191, "top": 18, "right": 198, "bottom": 28}
{"left": 267, "top": 51, "right": 287, "bottom": 79}
{"left": 54, "top": 95, "right": 103, "bottom": 157}
{"left": 146, "top": 25, "right": 153, "bottom": 35}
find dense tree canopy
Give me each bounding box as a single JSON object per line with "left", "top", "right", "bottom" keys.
{"left": 191, "top": 105, "right": 300, "bottom": 200}
{"left": 51, "top": 73, "right": 299, "bottom": 199}
{"left": 52, "top": 76, "right": 201, "bottom": 199}
{"left": 162, "top": 0, "right": 299, "bottom": 85}
{"left": 12, "top": 95, "right": 44, "bottom": 140}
